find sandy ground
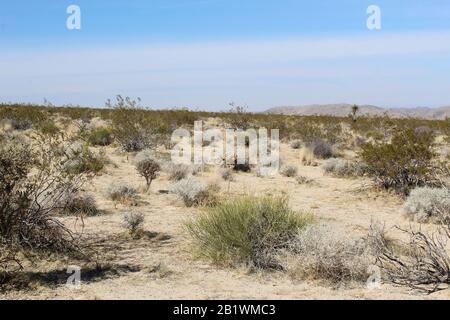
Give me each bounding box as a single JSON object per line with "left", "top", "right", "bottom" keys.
{"left": 2, "top": 143, "right": 450, "bottom": 300}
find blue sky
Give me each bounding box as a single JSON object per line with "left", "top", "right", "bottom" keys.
{"left": 1, "top": 0, "right": 450, "bottom": 110}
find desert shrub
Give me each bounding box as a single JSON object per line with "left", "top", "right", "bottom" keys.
{"left": 300, "top": 147, "right": 318, "bottom": 167}
{"left": 403, "top": 187, "right": 450, "bottom": 223}
{"left": 321, "top": 158, "right": 366, "bottom": 177}
{"left": 88, "top": 127, "right": 113, "bottom": 146}
{"left": 280, "top": 225, "right": 371, "bottom": 284}
{"left": 361, "top": 128, "right": 441, "bottom": 195}
{"left": 109, "top": 95, "right": 164, "bottom": 152}
{"left": 61, "top": 193, "right": 100, "bottom": 217}
{"left": 186, "top": 196, "right": 312, "bottom": 269}
{"left": 123, "top": 212, "right": 145, "bottom": 235}
{"left": 368, "top": 221, "right": 450, "bottom": 293}
{"left": 290, "top": 140, "right": 302, "bottom": 149}
{"left": 169, "top": 177, "right": 217, "bottom": 207}
{"left": 9, "top": 118, "right": 32, "bottom": 131}
{"left": 34, "top": 120, "right": 60, "bottom": 136}
{"left": 64, "top": 144, "right": 106, "bottom": 175}
{"left": 281, "top": 166, "right": 298, "bottom": 177}
{"left": 309, "top": 139, "right": 335, "bottom": 159}
{"left": 107, "top": 183, "right": 138, "bottom": 205}
{"left": 136, "top": 158, "right": 160, "bottom": 191}
{"left": 296, "top": 176, "right": 314, "bottom": 185}
{"left": 167, "top": 163, "right": 192, "bottom": 181}
{"left": 0, "top": 136, "right": 87, "bottom": 275}
{"left": 414, "top": 126, "right": 433, "bottom": 136}
{"left": 220, "top": 168, "right": 234, "bottom": 181}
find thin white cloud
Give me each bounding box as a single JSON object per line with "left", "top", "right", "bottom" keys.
{"left": 1, "top": 31, "right": 450, "bottom": 109}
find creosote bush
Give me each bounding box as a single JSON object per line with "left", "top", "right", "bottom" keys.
{"left": 361, "top": 128, "right": 442, "bottom": 195}
{"left": 186, "top": 196, "right": 312, "bottom": 269}
{"left": 0, "top": 135, "right": 86, "bottom": 276}
{"left": 309, "top": 139, "right": 335, "bottom": 159}
{"left": 136, "top": 158, "right": 160, "bottom": 191}
{"left": 403, "top": 187, "right": 450, "bottom": 223}
{"left": 88, "top": 127, "right": 113, "bottom": 146}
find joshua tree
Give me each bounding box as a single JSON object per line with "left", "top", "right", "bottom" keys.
{"left": 351, "top": 105, "right": 359, "bottom": 122}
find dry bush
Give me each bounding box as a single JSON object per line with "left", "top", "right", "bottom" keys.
{"left": 187, "top": 196, "right": 312, "bottom": 269}
{"left": 280, "top": 225, "right": 371, "bottom": 284}
{"left": 123, "top": 212, "right": 145, "bottom": 236}
{"left": 322, "top": 158, "right": 367, "bottom": 177}
{"left": 309, "top": 139, "right": 335, "bottom": 159}
{"left": 403, "top": 187, "right": 450, "bottom": 223}
{"left": 220, "top": 168, "right": 234, "bottom": 181}
{"left": 290, "top": 140, "right": 302, "bottom": 149}
{"left": 135, "top": 158, "right": 160, "bottom": 191}
{"left": 296, "top": 175, "right": 314, "bottom": 185}
{"left": 106, "top": 183, "right": 138, "bottom": 205}
{"left": 169, "top": 177, "right": 217, "bottom": 207}
{"left": 281, "top": 165, "right": 298, "bottom": 177}
{"left": 368, "top": 221, "right": 450, "bottom": 293}
{"left": 61, "top": 193, "right": 100, "bottom": 217}
{"left": 167, "top": 163, "right": 192, "bottom": 181}
{"left": 0, "top": 135, "right": 87, "bottom": 276}
{"left": 299, "top": 147, "right": 318, "bottom": 167}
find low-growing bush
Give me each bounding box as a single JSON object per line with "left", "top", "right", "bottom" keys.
{"left": 309, "top": 139, "right": 335, "bottom": 159}
{"left": 62, "top": 193, "right": 100, "bottom": 217}
{"left": 296, "top": 176, "right": 314, "bottom": 185}
{"left": 186, "top": 196, "right": 312, "bottom": 269}
{"left": 169, "top": 177, "right": 217, "bottom": 207}
{"left": 322, "top": 158, "right": 366, "bottom": 177}
{"left": 403, "top": 187, "right": 450, "bottom": 223}
{"left": 106, "top": 183, "right": 138, "bottom": 205}
{"left": 35, "top": 120, "right": 60, "bottom": 136}
{"left": 88, "top": 127, "right": 113, "bottom": 146}
{"left": 64, "top": 144, "right": 106, "bottom": 175}
{"left": 123, "top": 212, "right": 145, "bottom": 236}
{"left": 361, "top": 128, "right": 441, "bottom": 195}
{"left": 220, "top": 168, "right": 234, "bottom": 181}
{"left": 167, "top": 163, "right": 192, "bottom": 181}
{"left": 290, "top": 140, "right": 302, "bottom": 149}
{"left": 136, "top": 158, "right": 160, "bottom": 191}
{"left": 280, "top": 225, "right": 371, "bottom": 284}
{"left": 281, "top": 166, "right": 298, "bottom": 177}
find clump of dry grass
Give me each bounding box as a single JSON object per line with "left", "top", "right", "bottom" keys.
{"left": 281, "top": 165, "right": 298, "bottom": 178}
{"left": 403, "top": 187, "right": 450, "bottom": 223}
{"left": 62, "top": 193, "right": 100, "bottom": 217}
{"left": 169, "top": 177, "right": 218, "bottom": 207}
{"left": 280, "top": 225, "right": 372, "bottom": 284}
{"left": 123, "top": 212, "right": 145, "bottom": 236}
{"left": 106, "top": 183, "right": 138, "bottom": 206}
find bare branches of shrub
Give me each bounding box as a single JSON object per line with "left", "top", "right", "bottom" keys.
{"left": 136, "top": 158, "right": 160, "bottom": 191}
{"left": 368, "top": 221, "right": 450, "bottom": 293}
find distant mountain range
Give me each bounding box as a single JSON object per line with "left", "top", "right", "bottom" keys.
{"left": 265, "top": 104, "right": 450, "bottom": 120}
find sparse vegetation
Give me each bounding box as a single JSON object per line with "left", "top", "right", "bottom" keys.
{"left": 88, "top": 127, "right": 114, "bottom": 146}
{"left": 107, "top": 183, "right": 138, "bottom": 205}
{"left": 123, "top": 212, "right": 145, "bottom": 236}
{"left": 309, "top": 139, "right": 335, "bottom": 159}
{"left": 403, "top": 187, "right": 450, "bottom": 223}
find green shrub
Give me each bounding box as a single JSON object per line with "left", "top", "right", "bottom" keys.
{"left": 186, "top": 196, "right": 312, "bottom": 269}
{"left": 361, "top": 128, "right": 439, "bottom": 195}
{"left": 88, "top": 127, "right": 113, "bottom": 146}
{"left": 64, "top": 144, "right": 106, "bottom": 175}
{"left": 35, "top": 120, "right": 60, "bottom": 136}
